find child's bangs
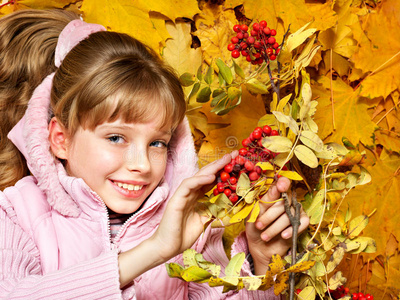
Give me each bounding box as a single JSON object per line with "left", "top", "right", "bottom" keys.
{"left": 82, "top": 82, "right": 185, "bottom": 132}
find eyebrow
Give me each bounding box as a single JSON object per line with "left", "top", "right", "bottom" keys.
{"left": 98, "top": 124, "right": 172, "bottom": 135}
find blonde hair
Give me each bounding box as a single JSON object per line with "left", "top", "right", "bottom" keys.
{"left": 0, "top": 10, "right": 186, "bottom": 191}
{"left": 51, "top": 31, "right": 186, "bottom": 136}
{"left": 0, "top": 9, "right": 78, "bottom": 190}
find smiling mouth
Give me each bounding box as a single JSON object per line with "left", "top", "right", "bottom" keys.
{"left": 114, "top": 181, "right": 144, "bottom": 191}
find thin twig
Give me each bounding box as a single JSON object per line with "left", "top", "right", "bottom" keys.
{"left": 283, "top": 185, "right": 301, "bottom": 300}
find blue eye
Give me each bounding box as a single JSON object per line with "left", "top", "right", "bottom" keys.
{"left": 107, "top": 135, "right": 125, "bottom": 144}
{"left": 150, "top": 141, "right": 168, "bottom": 148}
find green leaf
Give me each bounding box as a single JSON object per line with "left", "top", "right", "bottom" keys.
{"left": 300, "top": 130, "right": 324, "bottom": 152}
{"left": 216, "top": 58, "right": 233, "bottom": 84}
{"left": 225, "top": 252, "right": 245, "bottom": 277}
{"left": 262, "top": 136, "right": 293, "bottom": 153}
{"left": 181, "top": 266, "right": 212, "bottom": 283}
{"left": 210, "top": 91, "right": 227, "bottom": 107}
{"left": 315, "top": 144, "right": 338, "bottom": 160}
{"left": 233, "top": 60, "right": 245, "bottom": 79}
{"left": 258, "top": 113, "right": 277, "bottom": 127}
{"left": 196, "top": 86, "right": 211, "bottom": 103}
{"left": 294, "top": 145, "right": 319, "bottom": 168}
{"left": 245, "top": 78, "right": 269, "bottom": 94}
{"left": 196, "top": 64, "right": 203, "bottom": 81}
{"left": 204, "top": 65, "right": 213, "bottom": 85}
{"left": 303, "top": 190, "right": 325, "bottom": 225}
{"left": 187, "top": 82, "right": 200, "bottom": 100}
{"left": 180, "top": 72, "right": 196, "bottom": 86}
{"left": 227, "top": 86, "right": 241, "bottom": 100}
{"left": 348, "top": 215, "right": 369, "bottom": 239}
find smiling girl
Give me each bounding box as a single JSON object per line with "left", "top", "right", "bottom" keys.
{"left": 0, "top": 9, "right": 309, "bottom": 299}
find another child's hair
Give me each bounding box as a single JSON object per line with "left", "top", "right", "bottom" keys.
{"left": 0, "top": 9, "right": 187, "bottom": 191}
{"left": 0, "top": 9, "right": 79, "bottom": 190}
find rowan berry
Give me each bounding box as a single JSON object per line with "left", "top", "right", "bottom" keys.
{"left": 252, "top": 23, "right": 260, "bottom": 31}
{"left": 229, "top": 177, "right": 237, "bottom": 185}
{"left": 229, "top": 193, "right": 239, "bottom": 204}
{"left": 229, "top": 184, "right": 237, "bottom": 191}
{"left": 344, "top": 287, "right": 350, "bottom": 294}
{"left": 247, "top": 36, "right": 255, "bottom": 44}
{"left": 240, "top": 24, "right": 248, "bottom": 32}
{"left": 266, "top": 48, "right": 273, "bottom": 56}
{"left": 271, "top": 129, "right": 279, "bottom": 136}
{"left": 245, "top": 160, "right": 254, "bottom": 171}
{"left": 227, "top": 43, "right": 236, "bottom": 51}
{"left": 270, "top": 29, "right": 277, "bottom": 36}
{"left": 236, "top": 32, "right": 244, "bottom": 39}
{"left": 220, "top": 172, "right": 230, "bottom": 182}
{"left": 259, "top": 20, "right": 267, "bottom": 28}
{"left": 239, "top": 148, "right": 248, "bottom": 156}
{"left": 233, "top": 24, "right": 240, "bottom": 32}
{"left": 263, "top": 27, "right": 271, "bottom": 35}
{"left": 231, "top": 50, "right": 240, "bottom": 58}
{"left": 224, "top": 188, "right": 232, "bottom": 197}
{"left": 224, "top": 163, "right": 233, "bottom": 173}
{"left": 213, "top": 189, "right": 219, "bottom": 196}
{"left": 365, "top": 294, "right": 373, "bottom": 300}
{"left": 252, "top": 130, "right": 262, "bottom": 140}
{"left": 255, "top": 165, "right": 262, "bottom": 174}
{"left": 267, "top": 37, "right": 276, "bottom": 44}
{"left": 235, "top": 155, "right": 246, "bottom": 165}
{"left": 273, "top": 42, "right": 279, "bottom": 49}
{"left": 269, "top": 54, "right": 276, "bottom": 60}
{"left": 249, "top": 171, "right": 260, "bottom": 181}
{"left": 262, "top": 125, "right": 272, "bottom": 135}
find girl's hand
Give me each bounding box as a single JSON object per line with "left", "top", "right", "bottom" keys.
{"left": 151, "top": 151, "right": 238, "bottom": 263}
{"left": 245, "top": 177, "right": 310, "bottom": 275}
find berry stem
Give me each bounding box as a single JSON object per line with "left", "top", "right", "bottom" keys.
{"left": 0, "top": 0, "right": 14, "bottom": 8}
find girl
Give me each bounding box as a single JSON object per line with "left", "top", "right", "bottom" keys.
{"left": 0, "top": 9, "right": 309, "bottom": 299}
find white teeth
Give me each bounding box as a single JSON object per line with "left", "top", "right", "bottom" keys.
{"left": 115, "top": 182, "right": 143, "bottom": 191}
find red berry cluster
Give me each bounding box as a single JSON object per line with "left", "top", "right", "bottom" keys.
{"left": 352, "top": 292, "right": 374, "bottom": 300}
{"left": 329, "top": 285, "right": 350, "bottom": 299}
{"left": 227, "top": 20, "right": 280, "bottom": 65}
{"left": 213, "top": 125, "right": 281, "bottom": 204}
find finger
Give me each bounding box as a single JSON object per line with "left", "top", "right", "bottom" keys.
{"left": 260, "top": 212, "right": 292, "bottom": 242}
{"left": 255, "top": 200, "right": 285, "bottom": 231}
{"left": 280, "top": 210, "right": 310, "bottom": 239}
{"left": 173, "top": 174, "right": 216, "bottom": 200}
{"left": 196, "top": 150, "right": 238, "bottom": 177}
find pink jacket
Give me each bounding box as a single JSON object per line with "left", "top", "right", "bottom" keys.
{"left": 0, "top": 76, "right": 278, "bottom": 299}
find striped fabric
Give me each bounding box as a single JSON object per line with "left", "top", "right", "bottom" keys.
{"left": 107, "top": 208, "right": 133, "bottom": 242}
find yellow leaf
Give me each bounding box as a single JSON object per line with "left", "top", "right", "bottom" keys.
{"left": 285, "top": 22, "right": 317, "bottom": 52}
{"left": 274, "top": 271, "right": 289, "bottom": 295}
{"left": 225, "top": 252, "right": 245, "bottom": 278}
{"left": 294, "top": 145, "right": 319, "bottom": 168}
{"left": 285, "top": 260, "right": 315, "bottom": 273}
{"left": 236, "top": 173, "right": 251, "bottom": 197}
{"left": 230, "top": 202, "right": 255, "bottom": 224}
{"left": 303, "top": 189, "right": 325, "bottom": 225}
{"left": 279, "top": 170, "right": 303, "bottom": 181}
{"left": 245, "top": 78, "right": 270, "bottom": 94}
{"left": 348, "top": 215, "right": 369, "bottom": 239}
{"left": 300, "top": 130, "right": 324, "bottom": 152}
{"left": 165, "top": 262, "right": 184, "bottom": 278}
{"left": 298, "top": 286, "right": 316, "bottom": 300}
{"left": 242, "top": 277, "right": 262, "bottom": 291}
{"left": 326, "top": 245, "right": 345, "bottom": 273}
{"left": 247, "top": 201, "right": 260, "bottom": 223}
{"left": 181, "top": 266, "right": 212, "bottom": 283}
{"left": 313, "top": 76, "right": 376, "bottom": 146}
{"left": 163, "top": 21, "right": 202, "bottom": 76}
{"left": 269, "top": 254, "right": 285, "bottom": 275}
{"left": 262, "top": 136, "right": 293, "bottom": 153}
{"left": 256, "top": 162, "right": 274, "bottom": 171}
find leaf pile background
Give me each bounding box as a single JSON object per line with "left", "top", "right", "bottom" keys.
{"left": 1, "top": 0, "right": 399, "bottom": 297}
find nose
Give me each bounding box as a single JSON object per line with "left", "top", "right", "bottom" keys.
{"left": 124, "top": 144, "right": 151, "bottom": 174}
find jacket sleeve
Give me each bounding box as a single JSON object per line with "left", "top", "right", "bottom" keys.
{"left": 0, "top": 205, "right": 123, "bottom": 300}
{"left": 187, "top": 227, "right": 280, "bottom": 300}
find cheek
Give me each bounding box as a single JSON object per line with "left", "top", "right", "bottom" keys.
{"left": 150, "top": 151, "right": 168, "bottom": 176}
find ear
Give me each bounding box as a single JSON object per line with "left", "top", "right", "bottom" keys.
{"left": 48, "top": 117, "right": 69, "bottom": 160}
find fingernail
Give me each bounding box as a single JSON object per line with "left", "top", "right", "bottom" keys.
{"left": 256, "top": 221, "right": 264, "bottom": 230}
{"left": 261, "top": 233, "right": 270, "bottom": 242}
{"left": 282, "top": 231, "right": 291, "bottom": 239}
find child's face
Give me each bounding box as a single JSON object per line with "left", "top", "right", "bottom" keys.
{"left": 64, "top": 118, "right": 172, "bottom": 214}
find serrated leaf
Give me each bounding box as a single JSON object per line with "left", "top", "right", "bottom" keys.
{"left": 245, "top": 78, "right": 270, "bottom": 94}
{"left": 180, "top": 72, "right": 196, "bottom": 86}
{"left": 165, "top": 263, "right": 184, "bottom": 278}
{"left": 348, "top": 215, "right": 369, "bottom": 239}
{"left": 236, "top": 173, "right": 251, "bottom": 196}
{"left": 279, "top": 170, "right": 303, "bottom": 181}
{"left": 233, "top": 60, "right": 245, "bottom": 79}
{"left": 230, "top": 203, "right": 255, "bottom": 223}
{"left": 196, "top": 86, "right": 212, "bottom": 103}
{"left": 216, "top": 58, "right": 233, "bottom": 84}
{"left": 204, "top": 65, "right": 213, "bottom": 85}
{"left": 294, "top": 145, "right": 319, "bottom": 168}
{"left": 181, "top": 266, "right": 212, "bottom": 283}
{"left": 300, "top": 131, "right": 324, "bottom": 152}
{"left": 262, "top": 136, "right": 293, "bottom": 153}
